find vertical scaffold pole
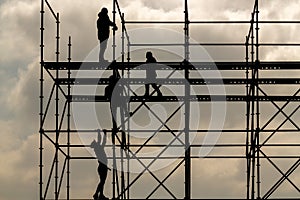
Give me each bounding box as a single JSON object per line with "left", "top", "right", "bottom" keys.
{"left": 112, "top": 127, "right": 117, "bottom": 199}
{"left": 121, "top": 12, "right": 126, "bottom": 200}
{"left": 184, "top": 0, "right": 191, "bottom": 199}
{"left": 255, "top": 0, "right": 261, "bottom": 198}
{"left": 113, "top": 0, "right": 116, "bottom": 61}
{"left": 67, "top": 36, "right": 72, "bottom": 200}
{"left": 245, "top": 35, "right": 250, "bottom": 200}
{"left": 112, "top": 1, "right": 117, "bottom": 199}
{"left": 121, "top": 13, "right": 125, "bottom": 76}
{"left": 55, "top": 12, "right": 60, "bottom": 200}
{"left": 246, "top": 3, "right": 257, "bottom": 196}
{"left": 250, "top": 5, "right": 255, "bottom": 199}
{"left": 184, "top": 0, "right": 190, "bottom": 62}
{"left": 126, "top": 24, "right": 131, "bottom": 199}
{"left": 39, "top": 0, "right": 45, "bottom": 199}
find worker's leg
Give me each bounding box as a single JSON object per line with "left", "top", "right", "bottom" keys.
{"left": 99, "top": 40, "right": 108, "bottom": 61}
{"left": 94, "top": 164, "right": 108, "bottom": 199}
{"left": 99, "top": 165, "right": 108, "bottom": 198}
{"left": 151, "top": 84, "right": 162, "bottom": 96}
{"left": 144, "top": 84, "right": 150, "bottom": 96}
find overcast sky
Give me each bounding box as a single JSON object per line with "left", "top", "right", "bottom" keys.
{"left": 0, "top": 0, "right": 299, "bottom": 199}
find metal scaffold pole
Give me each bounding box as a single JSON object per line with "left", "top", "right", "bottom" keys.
{"left": 250, "top": 3, "right": 256, "bottom": 198}
{"left": 39, "top": 0, "right": 44, "bottom": 199}
{"left": 67, "top": 36, "right": 72, "bottom": 200}
{"left": 113, "top": 0, "right": 116, "bottom": 61}
{"left": 126, "top": 16, "right": 131, "bottom": 199}
{"left": 255, "top": 1, "right": 261, "bottom": 198}
{"left": 54, "top": 12, "right": 60, "bottom": 200}
{"left": 245, "top": 34, "right": 250, "bottom": 199}
{"left": 247, "top": 1, "right": 261, "bottom": 198}
{"left": 184, "top": 0, "right": 191, "bottom": 199}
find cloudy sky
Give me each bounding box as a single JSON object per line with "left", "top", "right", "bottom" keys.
{"left": 0, "top": 0, "right": 299, "bottom": 199}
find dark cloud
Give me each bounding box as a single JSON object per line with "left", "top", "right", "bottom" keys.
{"left": 0, "top": 0, "right": 7, "bottom": 5}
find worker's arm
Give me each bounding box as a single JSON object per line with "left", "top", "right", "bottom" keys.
{"left": 109, "top": 20, "right": 118, "bottom": 31}
{"left": 97, "top": 129, "right": 101, "bottom": 144}
{"left": 102, "top": 129, "right": 107, "bottom": 146}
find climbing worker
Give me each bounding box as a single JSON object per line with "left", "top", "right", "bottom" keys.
{"left": 104, "top": 68, "right": 120, "bottom": 100}
{"left": 144, "top": 51, "right": 162, "bottom": 97}
{"left": 97, "top": 7, "right": 118, "bottom": 61}
{"left": 90, "top": 129, "right": 109, "bottom": 200}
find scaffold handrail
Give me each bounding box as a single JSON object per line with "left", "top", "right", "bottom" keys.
{"left": 125, "top": 20, "right": 300, "bottom": 24}
{"left": 42, "top": 61, "right": 300, "bottom": 70}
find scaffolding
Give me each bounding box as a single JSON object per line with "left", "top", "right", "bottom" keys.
{"left": 39, "top": 0, "right": 300, "bottom": 199}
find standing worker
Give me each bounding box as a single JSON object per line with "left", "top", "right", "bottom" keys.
{"left": 144, "top": 51, "right": 162, "bottom": 97}
{"left": 97, "top": 7, "right": 118, "bottom": 61}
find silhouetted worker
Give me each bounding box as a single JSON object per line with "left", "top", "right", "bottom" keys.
{"left": 104, "top": 68, "right": 120, "bottom": 100}
{"left": 144, "top": 51, "right": 162, "bottom": 96}
{"left": 97, "top": 7, "right": 118, "bottom": 61}
{"left": 91, "top": 129, "right": 109, "bottom": 200}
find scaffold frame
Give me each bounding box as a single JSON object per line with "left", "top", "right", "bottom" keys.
{"left": 39, "top": 0, "right": 300, "bottom": 199}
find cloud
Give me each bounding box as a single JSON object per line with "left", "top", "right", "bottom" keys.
{"left": 0, "top": 59, "right": 40, "bottom": 200}
{"left": 140, "top": 0, "right": 182, "bottom": 12}
{"left": 0, "top": 134, "right": 38, "bottom": 200}
{"left": 0, "top": 1, "right": 41, "bottom": 198}
{"left": 189, "top": 0, "right": 253, "bottom": 20}
{"left": 0, "top": 0, "right": 39, "bottom": 64}
{"left": 4, "top": 59, "right": 39, "bottom": 139}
